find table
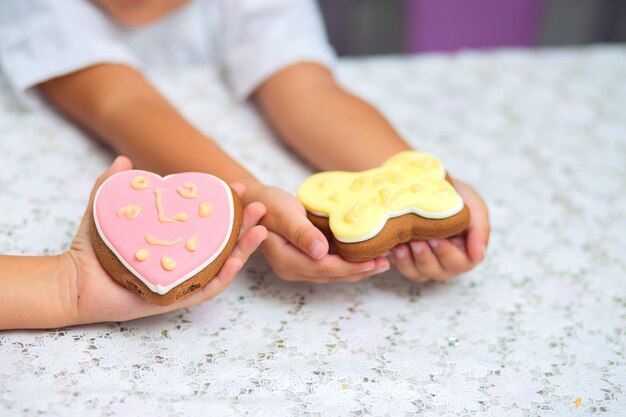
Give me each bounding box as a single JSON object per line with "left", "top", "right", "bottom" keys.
{"left": 1, "top": 46, "right": 625, "bottom": 416}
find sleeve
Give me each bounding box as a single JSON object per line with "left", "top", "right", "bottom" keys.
{"left": 0, "top": 0, "right": 140, "bottom": 108}
{"left": 214, "top": 0, "right": 337, "bottom": 100}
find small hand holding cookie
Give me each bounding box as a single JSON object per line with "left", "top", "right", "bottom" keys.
{"left": 62, "top": 156, "right": 267, "bottom": 325}
{"left": 389, "top": 179, "right": 489, "bottom": 283}
{"left": 245, "top": 185, "right": 390, "bottom": 283}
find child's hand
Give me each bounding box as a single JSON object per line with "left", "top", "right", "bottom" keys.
{"left": 388, "top": 179, "right": 490, "bottom": 283}
{"left": 245, "top": 185, "right": 390, "bottom": 283}
{"left": 62, "top": 156, "right": 268, "bottom": 325}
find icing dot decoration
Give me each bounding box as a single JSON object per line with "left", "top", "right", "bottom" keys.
{"left": 161, "top": 256, "right": 177, "bottom": 271}
{"left": 186, "top": 235, "right": 198, "bottom": 252}
{"left": 135, "top": 249, "right": 150, "bottom": 261}
{"left": 199, "top": 202, "right": 213, "bottom": 218}
{"left": 318, "top": 179, "right": 331, "bottom": 188}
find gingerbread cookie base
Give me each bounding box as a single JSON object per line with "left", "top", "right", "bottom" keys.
{"left": 91, "top": 187, "right": 242, "bottom": 306}
{"left": 297, "top": 149, "right": 472, "bottom": 261}
{"left": 308, "top": 204, "right": 469, "bottom": 262}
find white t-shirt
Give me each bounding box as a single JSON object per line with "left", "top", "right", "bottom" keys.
{"left": 0, "top": 0, "right": 336, "bottom": 107}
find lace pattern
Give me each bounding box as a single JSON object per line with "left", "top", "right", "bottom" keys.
{"left": 1, "top": 46, "right": 625, "bottom": 416}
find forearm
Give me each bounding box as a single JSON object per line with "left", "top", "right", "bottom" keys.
{"left": 0, "top": 254, "right": 75, "bottom": 329}
{"left": 254, "top": 63, "right": 411, "bottom": 171}
{"left": 88, "top": 96, "right": 257, "bottom": 187}
{"left": 39, "top": 64, "right": 259, "bottom": 192}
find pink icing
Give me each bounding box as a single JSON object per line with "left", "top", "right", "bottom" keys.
{"left": 93, "top": 170, "right": 234, "bottom": 295}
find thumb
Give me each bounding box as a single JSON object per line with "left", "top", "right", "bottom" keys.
{"left": 98, "top": 155, "right": 133, "bottom": 187}
{"left": 87, "top": 156, "right": 134, "bottom": 210}
{"left": 76, "top": 156, "right": 134, "bottom": 239}
{"left": 276, "top": 211, "right": 329, "bottom": 260}
{"left": 453, "top": 179, "right": 489, "bottom": 262}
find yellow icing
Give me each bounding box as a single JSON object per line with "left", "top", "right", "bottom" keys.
{"left": 116, "top": 204, "right": 142, "bottom": 220}
{"left": 161, "top": 256, "right": 177, "bottom": 271}
{"left": 135, "top": 249, "right": 150, "bottom": 261}
{"left": 131, "top": 175, "right": 149, "bottom": 190}
{"left": 199, "top": 202, "right": 213, "bottom": 218}
{"left": 145, "top": 234, "right": 182, "bottom": 247}
{"left": 154, "top": 188, "right": 187, "bottom": 223}
{"left": 177, "top": 183, "right": 198, "bottom": 199}
{"left": 170, "top": 213, "right": 188, "bottom": 221}
{"left": 296, "top": 151, "right": 463, "bottom": 242}
{"left": 185, "top": 235, "right": 197, "bottom": 252}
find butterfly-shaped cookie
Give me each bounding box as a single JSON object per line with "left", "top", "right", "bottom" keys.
{"left": 297, "top": 151, "right": 470, "bottom": 261}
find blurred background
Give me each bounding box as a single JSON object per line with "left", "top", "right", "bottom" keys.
{"left": 316, "top": 0, "right": 626, "bottom": 55}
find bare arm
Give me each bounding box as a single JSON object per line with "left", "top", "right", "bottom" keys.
{"left": 254, "top": 62, "right": 411, "bottom": 171}
{"left": 254, "top": 62, "right": 490, "bottom": 277}
{"left": 0, "top": 157, "right": 267, "bottom": 330}
{"left": 40, "top": 64, "right": 260, "bottom": 193}
{"left": 38, "top": 63, "right": 384, "bottom": 284}
{"left": 0, "top": 254, "right": 74, "bottom": 329}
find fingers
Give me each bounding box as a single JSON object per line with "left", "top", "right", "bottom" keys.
{"left": 427, "top": 239, "right": 474, "bottom": 275}
{"left": 309, "top": 255, "right": 377, "bottom": 278}
{"left": 197, "top": 258, "right": 242, "bottom": 300}
{"left": 170, "top": 258, "right": 242, "bottom": 311}
{"left": 228, "top": 225, "right": 268, "bottom": 267}
{"left": 288, "top": 258, "right": 389, "bottom": 283}
{"left": 392, "top": 242, "right": 450, "bottom": 283}
{"left": 202, "top": 225, "right": 267, "bottom": 297}
{"left": 230, "top": 182, "right": 245, "bottom": 199}
{"left": 262, "top": 201, "right": 329, "bottom": 260}
{"left": 390, "top": 243, "right": 430, "bottom": 283}
{"left": 391, "top": 237, "right": 479, "bottom": 284}
{"left": 448, "top": 236, "right": 466, "bottom": 252}
{"left": 411, "top": 242, "right": 435, "bottom": 281}
{"left": 453, "top": 180, "right": 490, "bottom": 262}
{"left": 240, "top": 202, "right": 266, "bottom": 236}
{"left": 161, "top": 225, "right": 267, "bottom": 311}
{"left": 466, "top": 209, "right": 490, "bottom": 262}
{"left": 96, "top": 156, "right": 133, "bottom": 189}
{"left": 229, "top": 182, "right": 267, "bottom": 237}
{"left": 87, "top": 156, "right": 133, "bottom": 206}
{"left": 249, "top": 186, "right": 329, "bottom": 260}
{"left": 281, "top": 214, "right": 329, "bottom": 260}
{"left": 187, "top": 224, "right": 267, "bottom": 306}
{"left": 465, "top": 192, "right": 490, "bottom": 262}
{"left": 262, "top": 231, "right": 389, "bottom": 283}
{"left": 389, "top": 178, "right": 489, "bottom": 284}
{"left": 81, "top": 156, "right": 133, "bottom": 227}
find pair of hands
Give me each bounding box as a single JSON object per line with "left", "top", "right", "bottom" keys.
{"left": 246, "top": 177, "right": 490, "bottom": 284}
{"left": 66, "top": 156, "right": 489, "bottom": 324}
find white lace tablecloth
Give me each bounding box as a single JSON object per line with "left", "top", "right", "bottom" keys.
{"left": 1, "top": 46, "right": 625, "bottom": 417}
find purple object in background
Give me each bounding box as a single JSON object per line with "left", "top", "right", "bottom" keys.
{"left": 406, "top": 0, "right": 547, "bottom": 53}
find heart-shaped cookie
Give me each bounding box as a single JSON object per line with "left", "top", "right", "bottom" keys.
{"left": 91, "top": 170, "right": 242, "bottom": 305}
